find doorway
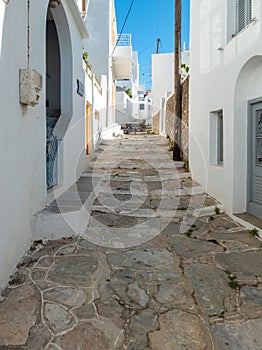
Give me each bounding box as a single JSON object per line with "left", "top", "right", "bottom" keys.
{"left": 249, "top": 100, "right": 262, "bottom": 219}
{"left": 46, "top": 9, "right": 61, "bottom": 189}
{"left": 85, "top": 102, "right": 93, "bottom": 155}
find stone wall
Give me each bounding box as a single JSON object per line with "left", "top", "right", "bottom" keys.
{"left": 165, "top": 76, "right": 189, "bottom": 160}
{"left": 181, "top": 77, "right": 189, "bottom": 161}
{"left": 152, "top": 111, "right": 160, "bottom": 134}
{"left": 165, "top": 94, "right": 175, "bottom": 141}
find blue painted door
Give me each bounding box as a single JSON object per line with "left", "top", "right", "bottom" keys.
{"left": 249, "top": 103, "right": 262, "bottom": 219}
{"left": 46, "top": 117, "right": 58, "bottom": 189}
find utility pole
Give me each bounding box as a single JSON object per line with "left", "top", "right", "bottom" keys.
{"left": 156, "top": 38, "right": 161, "bottom": 54}
{"left": 173, "top": 0, "right": 182, "bottom": 161}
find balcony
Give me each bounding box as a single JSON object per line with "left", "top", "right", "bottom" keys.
{"left": 112, "top": 34, "right": 132, "bottom": 80}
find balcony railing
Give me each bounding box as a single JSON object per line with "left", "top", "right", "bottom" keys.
{"left": 116, "top": 34, "right": 132, "bottom": 47}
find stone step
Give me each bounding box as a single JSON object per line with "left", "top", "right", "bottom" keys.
{"left": 32, "top": 176, "right": 101, "bottom": 240}
{"left": 83, "top": 171, "right": 192, "bottom": 181}
{"left": 91, "top": 161, "right": 185, "bottom": 170}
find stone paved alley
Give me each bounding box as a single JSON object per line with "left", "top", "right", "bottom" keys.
{"left": 0, "top": 135, "right": 262, "bottom": 349}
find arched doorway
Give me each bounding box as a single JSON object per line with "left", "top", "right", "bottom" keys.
{"left": 46, "top": 9, "right": 61, "bottom": 188}
{"left": 233, "top": 56, "right": 262, "bottom": 219}
{"left": 45, "top": 4, "right": 73, "bottom": 189}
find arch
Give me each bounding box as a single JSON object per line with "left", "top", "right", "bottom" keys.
{"left": 233, "top": 55, "right": 262, "bottom": 213}
{"left": 47, "top": 3, "right": 73, "bottom": 139}
{"left": 45, "top": 3, "right": 73, "bottom": 188}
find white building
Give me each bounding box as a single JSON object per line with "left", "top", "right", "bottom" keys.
{"left": 189, "top": 0, "right": 262, "bottom": 221}
{"left": 83, "top": 0, "right": 127, "bottom": 141}
{"left": 116, "top": 44, "right": 152, "bottom": 125}
{"left": 0, "top": 0, "right": 130, "bottom": 291}
{"left": 151, "top": 51, "right": 190, "bottom": 135}
{"left": 0, "top": 0, "right": 90, "bottom": 290}
{"left": 116, "top": 50, "right": 140, "bottom": 98}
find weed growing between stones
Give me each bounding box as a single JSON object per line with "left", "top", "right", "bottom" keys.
{"left": 249, "top": 228, "right": 259, "bottom": 238}
{"left": 185, "top": 231, "right": 192, "bottom": 237}
{"left": 215, "top": 206, "right": 220, "bottom": 215}
{"left": 228, "top": 275, "right": 240, "bottom": 289}
{"left": 218, "top": 311, "right": 225, "bottom": 319}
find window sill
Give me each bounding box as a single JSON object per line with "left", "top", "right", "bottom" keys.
{"left": 230, "top": 17, "right": 258, "bottom": 41}
{"left": 210, "top": 163, "right": 224, "bottom": 167}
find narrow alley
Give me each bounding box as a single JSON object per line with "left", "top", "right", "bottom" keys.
{"left": 0, "top": 135, "right": 261, "bottom": 349}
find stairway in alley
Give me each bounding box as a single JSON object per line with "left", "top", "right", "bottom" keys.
{"left": 0, "top": 135, "right": 262, "bottom": 349}
{"left": 83, "top": 135, "right": 220, "bottom": 249}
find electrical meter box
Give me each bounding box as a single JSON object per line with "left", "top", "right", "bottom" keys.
{"left": 19, "top": 69, "right": 42, "bottom": 106}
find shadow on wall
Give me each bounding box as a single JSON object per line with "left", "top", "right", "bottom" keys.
{"left": 164, "top": 76, "right": 189, "bottom": 160}
{"left": 233, "top": 55, "right": 262, "bottom": 213}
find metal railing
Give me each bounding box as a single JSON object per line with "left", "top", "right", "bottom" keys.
{"left": 116, "top": 34, "right": 132, "bottom": 46}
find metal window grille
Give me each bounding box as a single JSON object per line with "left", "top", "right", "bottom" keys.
{"left": 236, "top": 0, "right": 252, "bottom": 33}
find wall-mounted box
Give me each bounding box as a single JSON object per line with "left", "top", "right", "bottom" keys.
{"left": 19, "top": 69, "right": 42, "bottom": 106}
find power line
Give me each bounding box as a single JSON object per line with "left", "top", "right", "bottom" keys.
{"left": 139, "top": 40, "right": 156, "bottom": 56}
{"left": 111, "top": 0, "right": 135, "bottom": 56}
{"left": 156, "top": 0, "right": 160, "bottom": 38}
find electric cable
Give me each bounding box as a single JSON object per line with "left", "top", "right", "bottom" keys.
{"left": 156, "top": 0, "right": 160, "bottom": 38}
{"left": 111, "top": 0, "right": 135, "bottom": 56}
{"left": 139, "top": 40, "right": 156, "bottom": 56}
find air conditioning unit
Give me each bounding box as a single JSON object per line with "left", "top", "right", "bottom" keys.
{"left": 19, "top": 69, "right": 42, "bottom": 107}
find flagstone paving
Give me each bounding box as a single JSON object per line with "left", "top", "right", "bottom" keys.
{"left": 0, "top": 134, "right": 262, "bottom": 349}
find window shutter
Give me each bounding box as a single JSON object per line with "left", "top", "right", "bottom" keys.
{"left": 248, "top": 0, "right": 252, "bottom": 22}
{"left": 237, "top": 0, "right": 247, "bottom": 32}
{"left": 236, "top": 0, "right": 252, "bottom": 33}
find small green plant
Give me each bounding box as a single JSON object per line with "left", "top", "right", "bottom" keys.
{"left": 181, "top": 63, "right": 189, "bottom": 73}
{"left": 218, "top": 311, "right": 225, "bottom": 319}
{"left": 82, "top": 51, "right": 88, "bottom": 64}
{"left": 209, "top": 216, "right": 214, "bottom": 221}
{"left": 191, "top": 224, "right": 197, "bottom": 228}
{"left": 249, "top": 227, "right": 259, "bottom": 237}
{"left": 215, "top": 206, "right": 220, "bottom": 215}
{"left": 168, "top": 140, "right": 174, "bottom": 152}
{"left": 83, "top": 51, "right": 92, "bottom": 69}
{"left": 228, "top": 275, "right": 240, "bottom": 289}
{"left": 124, "top": 87, "right": 132, "bottom": 99}
{"left": 184, "top": 160, "right": 190, "bottom": 172}
{"left": 185, "top": 231, "right": 192, "bottom": 237}
{"left": 178, "top": 207, "right": 188, "bottom": 211}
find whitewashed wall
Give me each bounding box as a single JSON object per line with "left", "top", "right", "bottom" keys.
{"left": 85, "top": 67, "right": 108, "bottom": 147}
{"left": 152, "top": 53, "right": 174, "bottom": 111}
{"left": 0, "top": 0, "right": 88, "bottom": 290}
{"left": 152, "top": 51, "right": 190, "bottom": 111}
{"left": 189, "top": 0, "right": 262, "bottom": 214}
{"left": 83, "top": 0, "right": 117, "bottom": 132}
{"left": 115, "top": 91, "right": 136, "bottom": 124}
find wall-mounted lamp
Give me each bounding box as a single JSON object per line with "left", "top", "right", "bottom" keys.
{"left": 48, "top": 0, "right": 61, "bottom": 8}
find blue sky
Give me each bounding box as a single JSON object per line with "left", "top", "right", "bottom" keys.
{"left": 114, "top": 0, "right": 190, "bottom": 90}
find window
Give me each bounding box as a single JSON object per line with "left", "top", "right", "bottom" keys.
{"left": 236, "top": 0, "right": 252, "bottom": 33}
{"left": 140, "top": 104, "right": 145, "bottom": 110}
{"left": 210, "top": 110, "right": 224, "bottom": 165}
{"left": 217, "top": 110, "right": 223, "bottom": 164}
